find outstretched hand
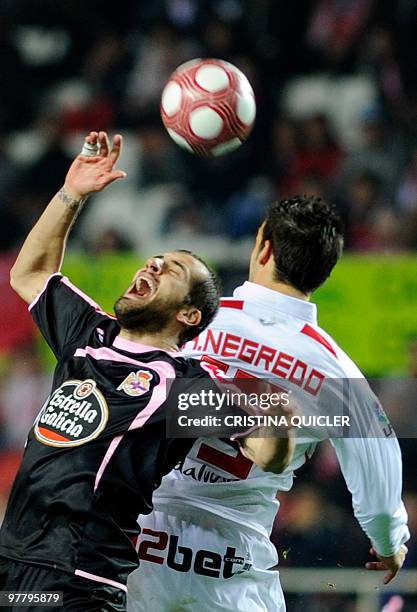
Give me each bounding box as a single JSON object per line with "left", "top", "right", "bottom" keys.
{"left": 64, "top": 131, "right": 127, "bottom": 199}
{"left": 365, "top": 544, "right": 408, "bottom": 585}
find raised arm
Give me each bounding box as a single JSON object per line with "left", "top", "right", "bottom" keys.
{"left": 10, "top": 131, "right": 126, "bottom": 304}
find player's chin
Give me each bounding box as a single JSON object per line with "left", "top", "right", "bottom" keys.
{"left": 114, "top": 294, "right": 154, "bottom": 314}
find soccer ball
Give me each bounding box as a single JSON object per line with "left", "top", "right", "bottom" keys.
{"left": 160, "top": 58, "right": 256, "bottom": 157}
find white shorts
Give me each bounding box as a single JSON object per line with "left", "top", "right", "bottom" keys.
{"left": 127, "top": 507, "right": 285, "bottom": 612}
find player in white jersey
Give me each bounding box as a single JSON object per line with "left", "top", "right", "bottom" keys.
{"left": 128, "top": 196, "right": 409, "bottom": 611}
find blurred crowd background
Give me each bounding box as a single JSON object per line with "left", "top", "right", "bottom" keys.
{"left": 0, "top": 1, "right": 416, "bottom": 608}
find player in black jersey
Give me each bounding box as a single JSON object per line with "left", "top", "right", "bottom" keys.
{"left": 0, "top": 132, "right": 293, "bottom": 611}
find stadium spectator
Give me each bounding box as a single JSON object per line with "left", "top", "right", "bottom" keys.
{"left": 340, "top": 106, "right": 405, "bottom": 199}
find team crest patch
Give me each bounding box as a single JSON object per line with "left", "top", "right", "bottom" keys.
{"left": 34, "top": 379, "right": 108, "bottom": 447}
{"left": 117, "top": 371, "right": 153, "bottom": 396}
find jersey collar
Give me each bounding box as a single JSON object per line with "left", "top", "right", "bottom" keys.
{"left": 233, "top": 281, "right": 318, "bottom": 324}
{"left": 112, "top": 335, "right": 183, "bottom": 356}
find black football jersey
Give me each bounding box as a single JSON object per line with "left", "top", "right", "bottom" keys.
{"left": 0, "top": 274, "right": 215, "bottom": 587}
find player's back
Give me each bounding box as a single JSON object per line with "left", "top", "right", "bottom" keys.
{"left": 152, "top": 281, "right": 363, "bottom": 537}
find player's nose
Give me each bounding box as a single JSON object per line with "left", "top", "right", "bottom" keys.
{"left": 145, "top": 257, "right": 163, "bottom": 275}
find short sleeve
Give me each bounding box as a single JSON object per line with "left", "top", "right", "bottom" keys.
{"left": 29, "top": 273, "right": 108, "bottom": 359}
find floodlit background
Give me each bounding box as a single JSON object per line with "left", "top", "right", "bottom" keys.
{"left": 0, "top": 1, "right": 416, "bottom": 610}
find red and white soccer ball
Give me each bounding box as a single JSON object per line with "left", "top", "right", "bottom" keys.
{"left": 160, "top": 58, "right": 256, "bottom": 157}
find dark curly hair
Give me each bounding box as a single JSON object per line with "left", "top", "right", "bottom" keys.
{"left": 261, "top": 196, "right": 344, "bottom": 294}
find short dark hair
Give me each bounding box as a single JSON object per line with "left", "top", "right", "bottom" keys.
{"left": 261, "top": 196, "right": 344, "bottom": 294}
{"left": 178, "top": 250, "right": 222, "bottom": 344}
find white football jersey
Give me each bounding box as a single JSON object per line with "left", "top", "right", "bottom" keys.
{"left": 153, "top": 282, "right": 409, "bottom": 556}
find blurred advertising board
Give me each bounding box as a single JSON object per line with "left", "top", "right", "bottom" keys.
{"left": 29, "top": 253, "right": 416, "bottom": 376}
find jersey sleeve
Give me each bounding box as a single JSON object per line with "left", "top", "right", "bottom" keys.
{"left": 331, "top": 436, "right": 409, "bottom": 556}
{"left": 330, "top": 379, "right": 410, "bottom": 557}
{"left": 29, "top": 273, "right": 107, "bottom": 359}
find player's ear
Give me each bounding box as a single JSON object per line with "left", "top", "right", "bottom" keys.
{"left": 258, "top": 239, "right": 273, "bottom": 266}
{"left": 177, "top": 307, "right": 202, "bottom": 329}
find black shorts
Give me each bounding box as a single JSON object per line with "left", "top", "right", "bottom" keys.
{"left": 0, "top": 558, "right": 126, "bottom": 612}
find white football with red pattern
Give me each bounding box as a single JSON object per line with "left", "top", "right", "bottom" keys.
{"left": 160, "top": 58, "right": 256, "bottom": 157}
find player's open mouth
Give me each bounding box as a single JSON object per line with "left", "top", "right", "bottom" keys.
{"left": 126, "top": 275, "right": 158, "bottom": 300}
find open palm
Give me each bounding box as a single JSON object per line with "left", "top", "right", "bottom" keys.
{"left": 65, "top": 131, "right": 127, "bottom": 199}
